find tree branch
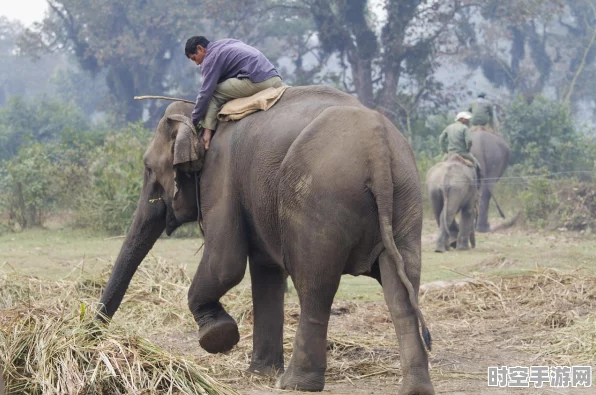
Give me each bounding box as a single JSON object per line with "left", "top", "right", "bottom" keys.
{"left": 564, "top": 25, "right": 596, "bottom": 105}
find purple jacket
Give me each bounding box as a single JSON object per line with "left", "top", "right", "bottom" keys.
{"left": 191, "top": 39, "right": 280, "bottom": 126}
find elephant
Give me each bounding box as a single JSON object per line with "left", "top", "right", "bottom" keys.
{"left": 470, "top": 130, "right": 510, "bottom": 232}
{"left": 96, "top": 85, "right": 434, "bottom": 394}
{"left": 427, "top": 156, "right": 478, "bottom": 252}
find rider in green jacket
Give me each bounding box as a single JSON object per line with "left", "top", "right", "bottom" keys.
{"left": 468, "top": 92, "right": 494, "bottom": 131}
{"left": 439, "top": 111, "right": 482, "bottom": 189}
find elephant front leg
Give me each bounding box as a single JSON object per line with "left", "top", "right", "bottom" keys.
{"left": 247, "top": 260, "right": 286, "bottom": 377}
{"left": 188, "top": 246, "right": 247, "bottom": 354}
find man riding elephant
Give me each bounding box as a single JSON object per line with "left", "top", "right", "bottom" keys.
{"left": 468, "top": 92, "right": 495, "bottom": 132}
{"left": 185, "top": 36, "right": 283, "bottom": 150}
{"left": 439, "top": 111, "right": 482, "bottom": 189}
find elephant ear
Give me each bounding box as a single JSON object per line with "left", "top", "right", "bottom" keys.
{"left": 167, "top": 114, "right": 205, "bottom": 200}
{"left": 167, "top": 114, "right": 205, "bottom": 173}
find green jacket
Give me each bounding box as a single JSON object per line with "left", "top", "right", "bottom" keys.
{"left": 439, "top": 121, "right": 473, "bottom": 155}
{"left": 468, "top": 98, "right": 493, "bottom": 126}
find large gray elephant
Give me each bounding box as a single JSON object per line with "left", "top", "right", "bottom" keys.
{"left": 427, "top": 157, "right": 478, "bottom": 252}
{"left": 470, "top": 130, "right": 510, "bottom": 232}
{"left": 96, "top": 86, "right": 434, "bottom": 394}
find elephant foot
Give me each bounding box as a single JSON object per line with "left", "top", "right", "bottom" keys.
{"left": 476, "top": 223, "right": 491, "bottom": 233}
{"left": 247, "top": 362, "right": 284, "bottom": 378}
{"left": 434, "top": 242, "right": 447, "bottom": 253}
{"left": 275, "top": 367, "right": 325, "bottom": 392}
{"left": 456, "top": 245, "right": 469, "bottom": 251}
{"left": 399, "top": 375, "right": 435, "bottom": 395}
{"left": 198, "top": 310, "right": 239, "bottom": 354}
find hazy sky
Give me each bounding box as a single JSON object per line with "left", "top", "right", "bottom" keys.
{"left": 0, "top": 1, "right": 385, "bottom": 27}
{"left": 0, "top": 0, "right": 48, "bottom": 25}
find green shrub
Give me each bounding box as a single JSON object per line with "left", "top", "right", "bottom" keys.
{"left": 0, "top": 95, "right": 90, "bottom": 161}
{"left": 503, "top": 96, "right": 595, "bottom": 176}
{"left": 520, "top": 178, "right": 559, "bottom": 228}
{"left": 0, "top": 142, "right": 88, "bottom": 229}
{"left": 416, "top": 152, "right": 442, "bottom": 181}
{"left": 408, "top": 112, "right": 451, "bottom": 158}
{"left": 75, "top": 123, "right": 151, "bottom": 234}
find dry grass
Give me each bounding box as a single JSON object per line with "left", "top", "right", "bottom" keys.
{"left": 421, "top": 266, "right": 596, "bottom": 384}
{"left": 1, "top": 259, "right": 595, "bottom": 393}
{"left": 0, "top": 260, "right": 237, "bottom": 395}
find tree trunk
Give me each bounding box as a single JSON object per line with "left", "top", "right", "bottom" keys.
{"left": 106, "top": 67, "right": 144, "bottom": 123}
{"left": 349, "top": 53, "right": 375, "bottom": 108}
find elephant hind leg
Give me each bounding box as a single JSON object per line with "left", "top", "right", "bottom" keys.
{"left": 448, "top": 220, "right": 459, "bottom": 249}
{"left": 456, "top": 204, "right": 475, "bottom": 251}
{"left": 276, "top": 216, "right": 346, "bottom": 391}
{"left": 436, "top": 204, "right": 456, "bottom": 253}
{"left": 430, "top": 189, "right": 443, "bottom": 227}
{"left": 379, "top": 249, "right": 434, "bottom": 395}
{"left": 434, "top": 210, "right": 449, "bottom": 253}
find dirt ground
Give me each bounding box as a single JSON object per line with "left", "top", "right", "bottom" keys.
{"left": 148, "top": 269, "right": 595, "bottom": 395}
{"left": 1, "top": 217, "right": 595, "bottom": 394}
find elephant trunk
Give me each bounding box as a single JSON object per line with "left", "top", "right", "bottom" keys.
{"left": 97, "top": 182, "right": 166, "bottom": 322}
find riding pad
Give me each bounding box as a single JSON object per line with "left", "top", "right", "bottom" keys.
{"left": 446, "top": 153, "right": 474, "bottom": 168}
{"left": 217, "top": 85, "right": 291, "bottom": 122}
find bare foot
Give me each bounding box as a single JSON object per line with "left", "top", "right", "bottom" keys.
{"left": 201, "top": 128, "right": 213, "bottom": 150}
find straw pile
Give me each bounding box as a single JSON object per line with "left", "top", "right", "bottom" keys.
{"left": 0, "top": 260, "right": 237, "bottom": 395}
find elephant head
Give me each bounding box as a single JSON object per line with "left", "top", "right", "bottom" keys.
{"left": 144, "top": 111, "right": 205, "bottom": 235}
{"left": 97, "top": 102, "right": 202, "bottom": 321}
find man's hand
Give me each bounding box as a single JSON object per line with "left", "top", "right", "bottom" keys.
{"left": 201, "top": 128, "right": 213, "bottom": 150}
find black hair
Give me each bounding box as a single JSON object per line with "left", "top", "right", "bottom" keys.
{"left": 185, "top": 36, "right": 210, "bottom": 57}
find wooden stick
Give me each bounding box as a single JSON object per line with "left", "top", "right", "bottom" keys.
{"left": 134, "top": 95, "right": 194, "bottom": 104}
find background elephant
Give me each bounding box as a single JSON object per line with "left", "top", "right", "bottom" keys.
{"left": 470, "top": 130, "right": 510, "bottom": 232}
{"left": 96, "top": 86, "right": 434, "bottom": 394}
{"left": 427, "top": 157, "right": 478, "bottom": 252}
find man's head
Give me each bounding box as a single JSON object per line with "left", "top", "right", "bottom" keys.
{"left": 185, "top": 36, "right": 210, "bottom": 65}
{"left": 478, "top": 92, "right": 486, "bottom": 98}
{"left": 455, "top": 111, "right": 472, "bottom": 125}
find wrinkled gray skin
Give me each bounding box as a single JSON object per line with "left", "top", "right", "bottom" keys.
{"left": 470, "top": 130, "right": 510, "bottom": 232}
{"left": 96, "top": 86, "right": 434, "bottom": 394}
{"left": 427, "top": 157, "right": 478, "bottom": 252}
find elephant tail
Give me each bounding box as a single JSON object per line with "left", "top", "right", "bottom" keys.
{"left": 377, "top": 215, "right": 432, "bottom": 351}
{"left": 369, "top": 116, "right": 431, "bottom": 352}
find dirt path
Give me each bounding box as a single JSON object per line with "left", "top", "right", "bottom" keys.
{"left": 148, "top": 269, "right": 595, "bottom": 394}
